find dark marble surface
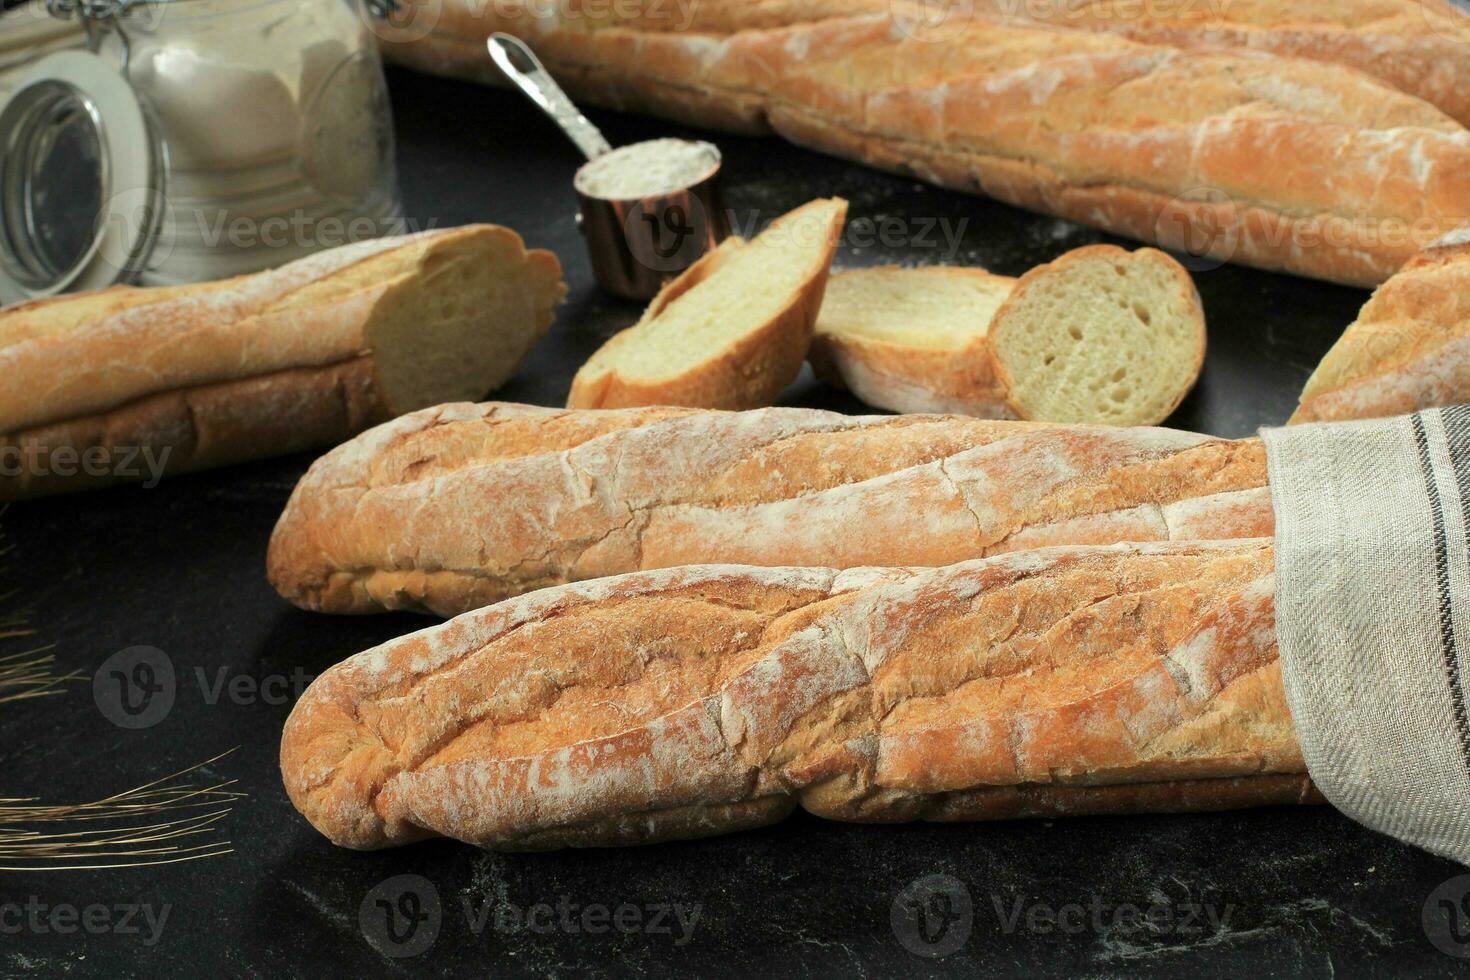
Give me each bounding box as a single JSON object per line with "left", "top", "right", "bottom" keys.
{"left": 2, "top": 65, "right": 1466, "bottom": 979}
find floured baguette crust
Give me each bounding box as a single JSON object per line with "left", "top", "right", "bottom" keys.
{"left": 280, "top": 541, "right": 1317, "bottom": 851}
{"left": 0, "top": 226, "right": 564, "bottom": 499}
{"left": 1291, "top": 237, "right": 1470, "bottom": 423}
{"left": 980, "top": 0, "right": 1470, "bottom": 130}
{"left": 381, "top": 1, "right": 1470, "bottom": 285}
{"left": 267, "top": 402, "right": 1273, "bottom": 616}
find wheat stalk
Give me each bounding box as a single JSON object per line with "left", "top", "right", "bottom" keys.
{"left": 0, "top": 519, "right": 240, "bottom": 870}
{"left": 0, "top": 749, "right": 245, "bottom": 870}
{"left": 0, "top": 646, "right": 84, "bottom": 704}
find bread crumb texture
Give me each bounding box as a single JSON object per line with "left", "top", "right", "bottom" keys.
{"left": 990, "top": 246, "right": 1205, "bottom": 427}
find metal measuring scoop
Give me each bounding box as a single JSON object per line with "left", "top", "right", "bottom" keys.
{"left": 487, "top": 33, "right": 730, "bottom": 300}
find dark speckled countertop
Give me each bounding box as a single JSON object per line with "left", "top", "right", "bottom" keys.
{"left": 2, "top": 66, "right": 1465, "bottom": 979}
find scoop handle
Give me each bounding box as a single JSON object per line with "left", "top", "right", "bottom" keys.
{"left": 487, "top": 33, "right": 612, "bottom": 162}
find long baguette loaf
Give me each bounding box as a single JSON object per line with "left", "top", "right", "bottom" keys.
{"left": 0, "top": 227, "right": 564, "bottom": 499}
{"left": 980, "top": 0, "right": 1470, "bottom": 130}
{"left": 381, "top": 1, "right": 1470, "bottom": 286}
{"left": 281, "top": 540, "right": 1318, "bottom": 852}
{"left": 267, "top": 402, "right": 1273, "bottom": 617}
{"left": 1291, "top": 232, "right": 1470, "bottom": 424}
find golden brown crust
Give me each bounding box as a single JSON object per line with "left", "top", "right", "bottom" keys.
{"left": 993, "top": 0, "right": 1470, "bottom": 130}
{"left": 0, "top": 358, "right": 382, "bottom": 501}
{"left": 1291, "top": 238, "right": 1470, "bottom": 423}
{"left": 279, "top": 541, "right": 1310, "bottom": 851}
{"left": 809, "top": 330, "right": 1015, "bottom": 418}
{"left": 383, "top": 2, "right": 1470, "bottom": 286}
{"left": 267, "top": 402, "right": 1274, "bottom": 616}
{"left": 1, "top": 234, "right": 415, "bottom": 433}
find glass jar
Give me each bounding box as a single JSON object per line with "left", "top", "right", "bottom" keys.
{"left": 0, "top": 0, "right": 402, "bottom": 301}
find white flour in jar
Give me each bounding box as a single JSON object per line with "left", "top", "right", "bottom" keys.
{"left": 575, "top": 138, "right": 720, "bottom": 200}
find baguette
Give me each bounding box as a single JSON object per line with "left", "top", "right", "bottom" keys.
{"left": 982, "top": 0, "right": 1470, "bottom": 131}
{"left": 567, "top": 198, "right": 846, "bottom": 410}
{"left": 280, "top": 540, "right": 1317, "bottom": 851}
{"left": 0, "top": 226, "right": 564, "bottom": 499}
{"left": 1291, "top": 232, "right": 1470, "bottom": 424}
{"left": 380, "top": 1, "right": 1470, "bottom": 286}
{"left": 266, "top": 402, "right": 1274, "bottom": 617}
{"left": 813, "top": 246, "right": 1205, "bottom": 425}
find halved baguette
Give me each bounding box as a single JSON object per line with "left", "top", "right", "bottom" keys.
{"left": 567, "top": 198, "right": 847, "bottom": 410}
{"left": 266, "top": 402, "right": 1274, "bottom": 617}
{"left": 280, "top": 540, "right": 1316, "bottom": 852}
{"left": 1291, "top": 233, "right": 1470, "bottom": 424}
{"left": 811, "top": 246, "right": 1205, "bottom": 426}
{"left": 0, "top": 227, "right": 565, "bottom": 499}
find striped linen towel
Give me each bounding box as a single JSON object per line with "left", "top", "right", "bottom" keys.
{"left": 1264, "top": 407, "right": 1470, "bottom": 865}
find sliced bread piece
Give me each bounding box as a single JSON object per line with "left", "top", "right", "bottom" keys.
{"left": 809, "top": 265, "right": 1018, "bottom": 416}
{"left": 988, "top": 246, "right": 1206, "bottom": 427}
{"left": 567, "top": 197, "right": 847, "bottom": 410}
{"left": 811, "top": 247, "right": 1206, "bottom": 426}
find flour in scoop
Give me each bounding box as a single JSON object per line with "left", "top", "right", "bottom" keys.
{"left": 575, "top": 139, "right": 720, "bottom": 200}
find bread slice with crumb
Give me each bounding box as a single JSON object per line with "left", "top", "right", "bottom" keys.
{"left": 813, "top": 247, "right": 1205, "bottom": 426}
{"left": 989, "top": 246, "right": 1206, "bottom": 427}
{"left": 567, "top": 197, "right": 847, "bottom": 410}
{"left": 810, "top": 265, "right": 1017, "bottom": 416}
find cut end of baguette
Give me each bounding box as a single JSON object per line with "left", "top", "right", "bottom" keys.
{"left": 989, "top": 246, "right": 1205, "bottom": 427}
{"left": 815, "top": 265, "right": 1013, "bottom": 350}
{"left": 567, "top": 197, "right": 847, "bottom": 410}
{"left": 353, "top": 227, "right": 565, "bottom": 415}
